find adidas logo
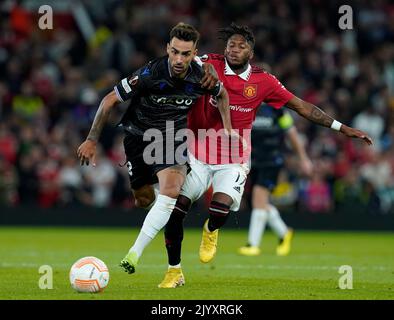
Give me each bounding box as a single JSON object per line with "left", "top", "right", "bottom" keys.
{"left": 233, "top": 186, "right": 241, "bottom": 193}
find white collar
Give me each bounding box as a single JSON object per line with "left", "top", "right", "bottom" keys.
{"left": 224, "top": 58, "right": 251, "bottom": 81}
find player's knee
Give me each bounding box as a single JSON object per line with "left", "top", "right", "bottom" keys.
{"left": 172, "top": 196, "right": 191, "bottom": 218}
{"left": 209, "top": 200, "right": 231, "bottom": 216}
{"left": 160, "top": 185, "right": 181, "bottom": 199}
{"left": 212, "top": 192, "right": 233, "bottom": 207}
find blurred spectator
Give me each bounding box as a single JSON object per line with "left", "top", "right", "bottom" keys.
{"left": 301, "top": 171, "right": 332, "bottom": 214}
{"left": 333, "top": 151, "right": 351, "bottom": 179}
{"left": 37, "top": 158, "right": 60, "bottom": 208}
{"left": 0, "top": 156, "right": 18, "bottom": 206}
{"left": 82, "top": 147, "right": 116, "bottom": 207}
{"left": 101, "top": 29, "right": 136, "bottom": 75}
{"left": 16, "top": 152, "right": 38, "bottom": 205}
{"left": 58, "top": 155, "right": 83, "bottom": 206}
{"left": 12, "top": 81, "right": 44, "bottom": 120}
{"left": 334, "top": 167, "right": 368, "bottom": 208}
{"left": 360, "top": 148, "right": 392, "bottom": 190}
{"left": 360, "top": 148, "right": 394, "bottom": 214}
{"left": 352, "top": 106, "right": 385, "bottom": 151}
{"left": 0, "top": 123, "right": 17, "bottom": 165}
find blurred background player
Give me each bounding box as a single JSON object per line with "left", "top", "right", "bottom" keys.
{"left": 238, "top": 101, "right": 313, "bottom": 257}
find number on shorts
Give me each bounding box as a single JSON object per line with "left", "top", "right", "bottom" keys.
{"left": 126, "top": 161, "right": 133, "bottom": 177}
{"left": 235, "top": 172, "right": 246, "bottom": 186}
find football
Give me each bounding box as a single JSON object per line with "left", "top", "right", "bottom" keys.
{"left": 69, "top": 256, "right": 110, "bottom": 293}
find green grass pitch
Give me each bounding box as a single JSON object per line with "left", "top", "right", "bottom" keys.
{"left": 0, "top": 226, "right": 393, "bottom": 300}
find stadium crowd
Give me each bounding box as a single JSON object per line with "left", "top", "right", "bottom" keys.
{"left": 0, "top": 0, "right": 394, "bottom": 214}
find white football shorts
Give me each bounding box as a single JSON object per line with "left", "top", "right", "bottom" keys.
{"left": 180, "top": 153, "right": 249, "bottom": 211}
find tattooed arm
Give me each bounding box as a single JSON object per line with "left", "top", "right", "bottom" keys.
{"left": 286, "top": 96, "right": 373, "bottom": 145}
{"left": 77, "top": 90, "right": 120, "bottom": 166}
{"left": 216, "top": 86, "right": 231, "bottom": 133}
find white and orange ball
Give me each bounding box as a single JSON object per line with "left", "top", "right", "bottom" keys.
{"left": 69, "top": 256, "right": 110, "bottom": 293}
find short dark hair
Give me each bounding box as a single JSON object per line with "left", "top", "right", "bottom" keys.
{"left": 219, "top": 22, "right": 255, "bottom": 48}
{"left": 169, "top": 22, "right": 200, "bottom": 46}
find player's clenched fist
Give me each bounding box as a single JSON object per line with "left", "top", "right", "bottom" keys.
{"left": 77, "top": 140, "right": 97, "bottom": 166}
{"left": 201, "top": 63, "right": 219, "bottom": 90}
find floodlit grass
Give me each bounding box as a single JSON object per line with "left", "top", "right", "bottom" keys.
{"left": 0, "top": 227, "right": 393, "bottom": 300}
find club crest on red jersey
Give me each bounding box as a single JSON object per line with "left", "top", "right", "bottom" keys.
{"left": 243, "top": 84, "right": 257, "bottom": 99}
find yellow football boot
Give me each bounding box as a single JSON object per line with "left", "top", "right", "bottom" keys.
{"left": 276, "top": 229, "right": 294, "bottom": 256}
{"left": 158, "top": 267, "right": 185, "bottom": 288}
{"left": 199, "top": 219, "right": 219, "bottom": 263}
{"left": 238, "top": 245, "right": 261, "bottom": 256}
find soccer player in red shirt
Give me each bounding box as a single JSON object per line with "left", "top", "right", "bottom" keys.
{"left": 158, "top": 23, "right": 372, "bottom": 288}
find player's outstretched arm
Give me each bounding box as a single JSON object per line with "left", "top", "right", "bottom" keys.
{"left": 286, "top": 96, "right": 373, "bottom": 145}
{"left": 77, "top": 90, "right": 120, "bottom": 166}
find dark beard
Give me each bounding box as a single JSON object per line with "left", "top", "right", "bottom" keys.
{"left": 227, "top": 61, "right": 248, "bottom": 73}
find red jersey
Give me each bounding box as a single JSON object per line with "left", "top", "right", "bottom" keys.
{"left": 187, "top": 53, "right": 294, "bottom": 164}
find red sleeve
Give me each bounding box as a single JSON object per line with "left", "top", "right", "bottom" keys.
{"left": 203, "top": 53, "right": 225, "bottom": 64}
{"left": 263, "top": 73, "right": 294, "bottom": 109}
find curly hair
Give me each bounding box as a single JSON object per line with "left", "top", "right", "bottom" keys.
{"left": 218, "top": 22, "right": 255, "bottom": 48}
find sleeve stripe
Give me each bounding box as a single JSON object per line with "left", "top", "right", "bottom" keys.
{"left": 113, "top": 86, "right": 124, "bottom": 102}
{"left": 121, "top": 78, "right": 132, "bottom": 93}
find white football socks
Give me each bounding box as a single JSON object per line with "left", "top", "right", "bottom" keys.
{"left": 129, "top": 194, "right": 177, "bottom": 258}
{"left": 267, "top": 205, "right": 288, "bottom": 239}
{"left": 247, "top": 208, "right": 268, "bottom": 247}
{"left": 129, "top": 232, "right": 151, "bottom": 258}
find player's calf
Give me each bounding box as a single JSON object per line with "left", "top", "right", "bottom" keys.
{"left": 207, "top": 196, "right": 232, "bottom": 231}
{"left": 165, "top": 196, "right": 191, "bottom": 266}
{"left": 157, "top": 165, "right": 187, "bottom": 199}
{"left": 132, "top": 184, "right": 156, "bottom": 209}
